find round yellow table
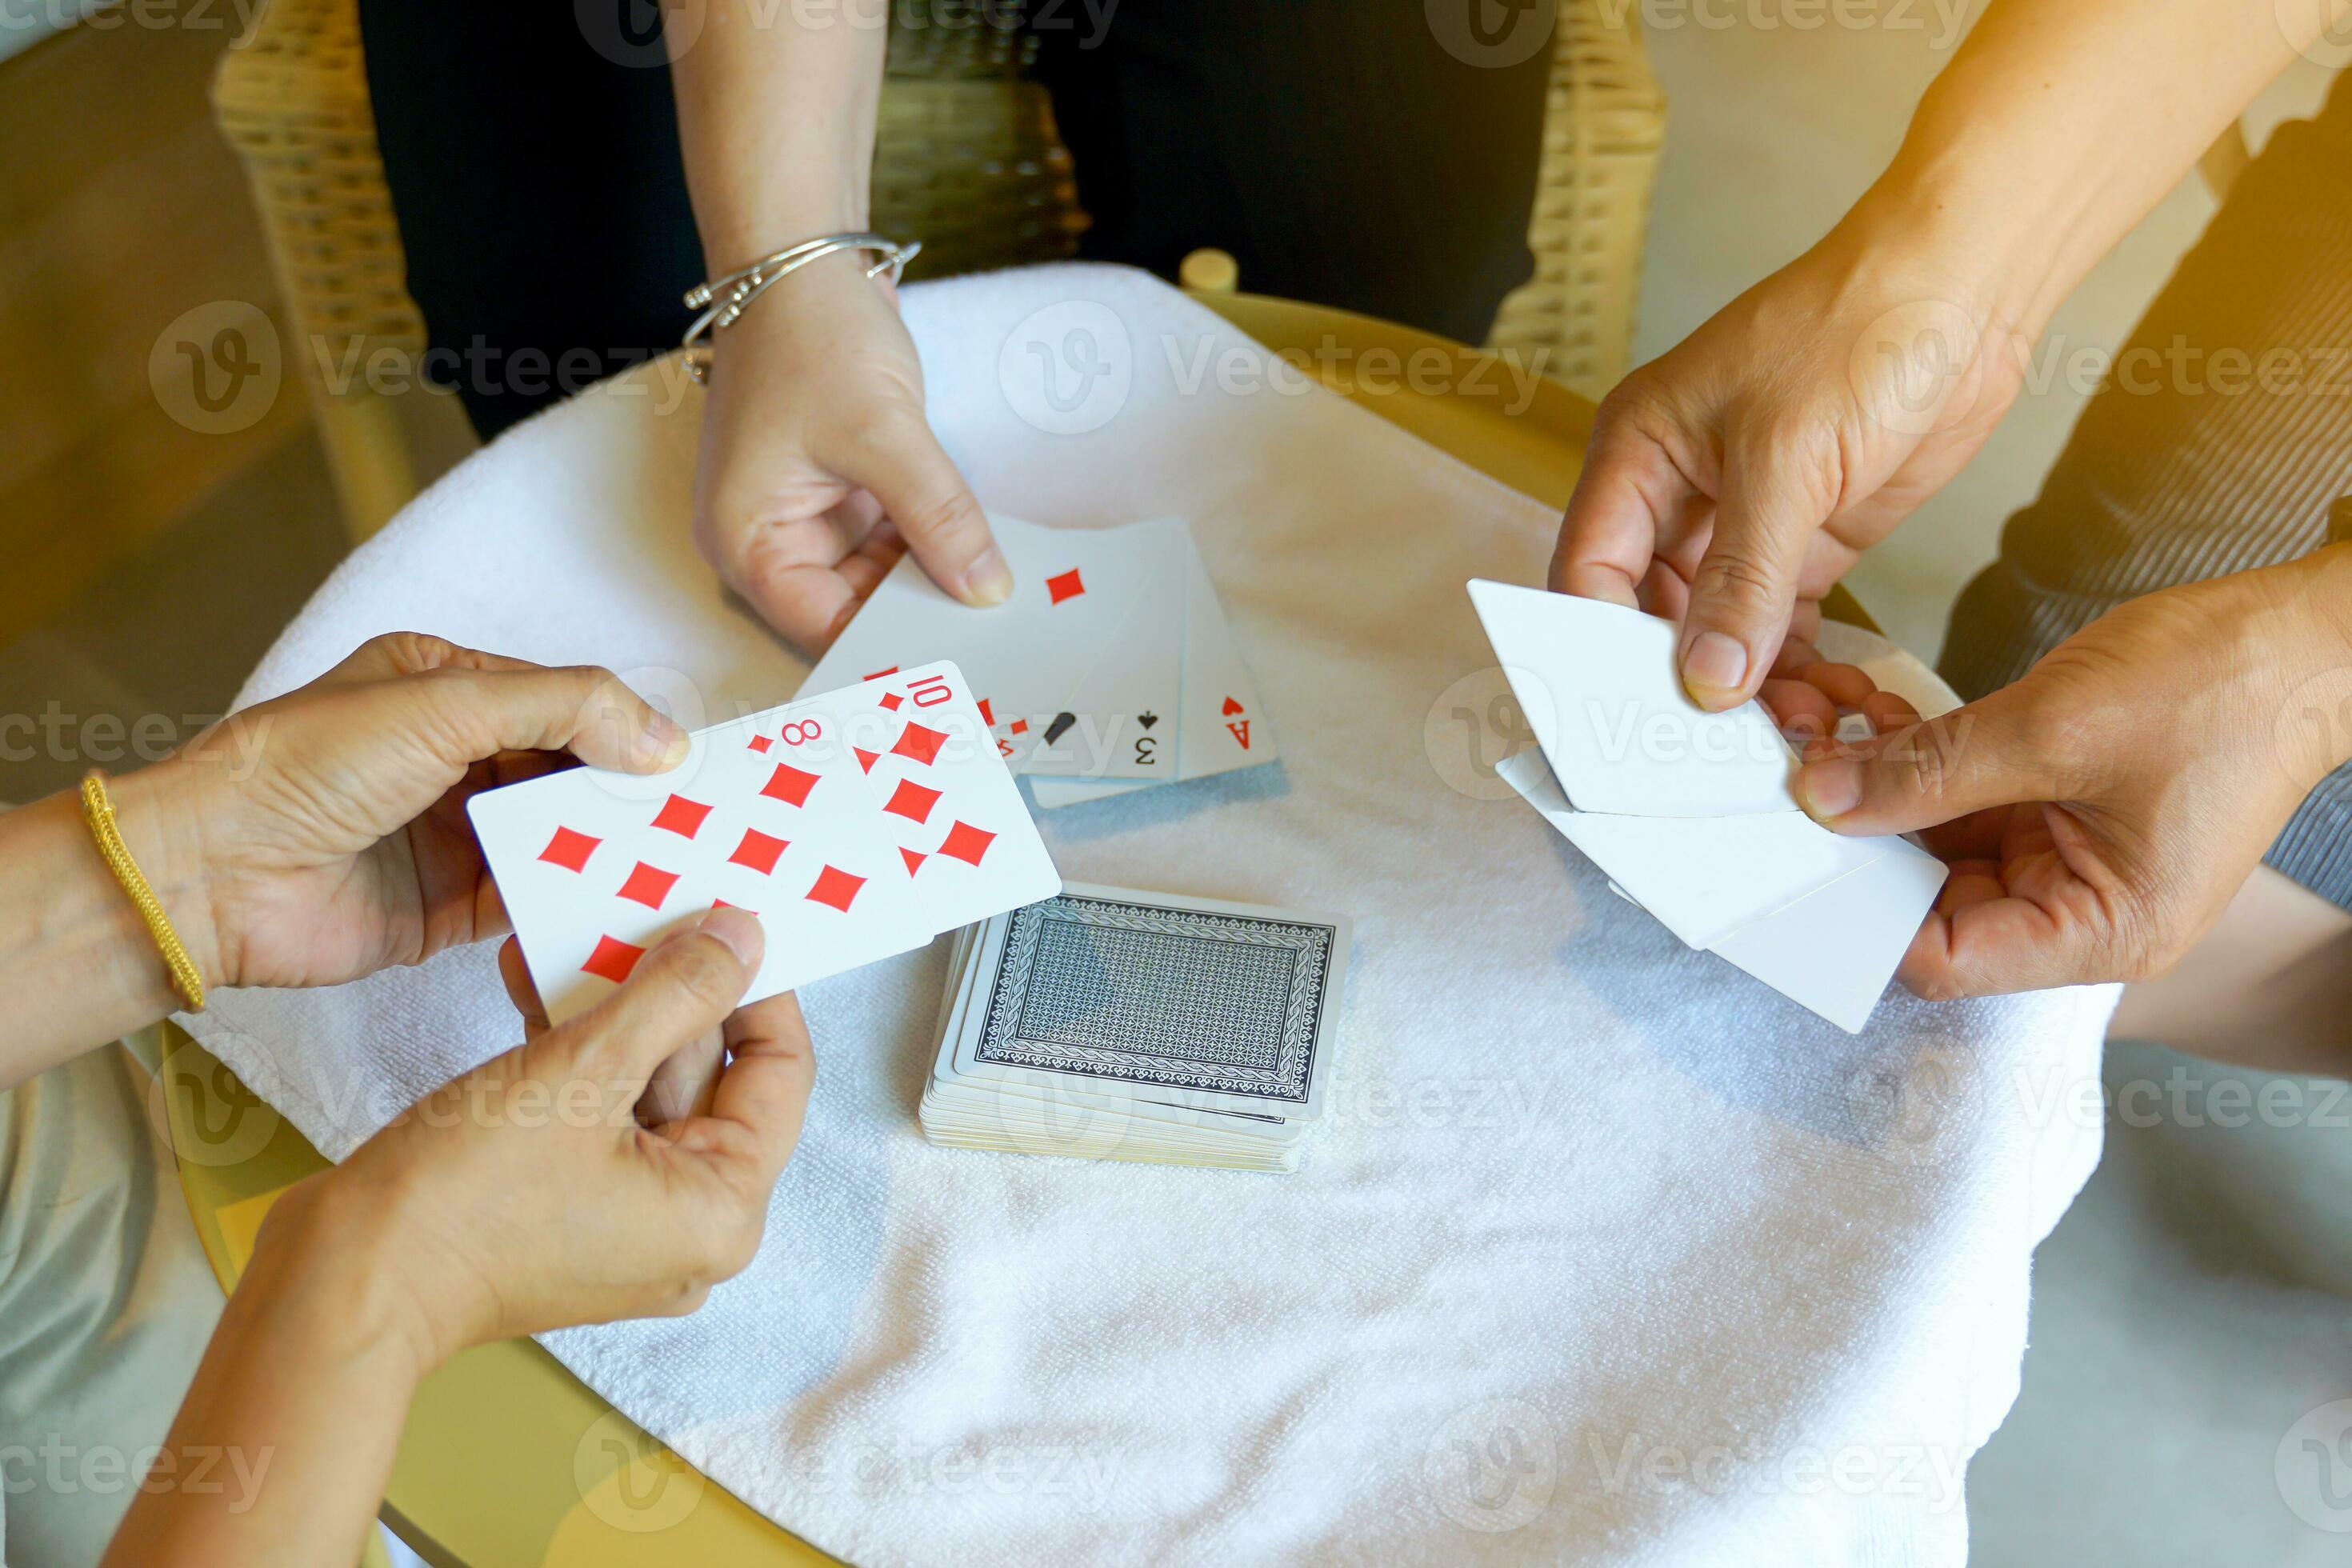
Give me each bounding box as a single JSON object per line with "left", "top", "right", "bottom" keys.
{"left": 160, "top": 290, "right": 1869, "bottom": 1566}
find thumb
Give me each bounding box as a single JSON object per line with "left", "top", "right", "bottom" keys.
{"left": 849, "top": 410, "right": 1013, "bottom": 607}
{"left": 1794, "top": 684, "right": 2058, "bottom": 836}
{"left": 534, "top": 907, "right": 766, "bottom": 1106}
{"left": 1678, "top": 422, "right": 1838, "bottom": 710}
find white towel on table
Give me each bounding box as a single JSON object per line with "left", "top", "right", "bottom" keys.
{"left": 182, "top": 266, "right": 2114, "bottom": 1567}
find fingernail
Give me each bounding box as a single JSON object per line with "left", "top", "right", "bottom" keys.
{"left": 962, "top": 549, "right": 1014, "bottom": 606}
{"left": 1798, "top": 758, "right": 1863, "bottom": 822}
{"left": 698, "top": 906, "right": 764, "bottom": 967}
{"left": 638, "top": 710, "right": 689, "bottom": 768}
{"left": 1682, "top": 631, "right": 1749, "bottom": 702}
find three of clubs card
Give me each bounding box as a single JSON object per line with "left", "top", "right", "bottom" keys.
{"left": 802, "top": 514, "right": 1278, "bottom": 808}
{"left": 919, "top": 884, "right": 1353, "bottom": 1172}
{"left": 1468, "top": 581, "right": 1948, "bottom": 1033}
{"left": 471, "top": 661, "right": 1062, "bottom": 1025}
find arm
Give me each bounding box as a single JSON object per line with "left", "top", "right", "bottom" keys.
{"left": 0, "top": 780, "right": 201, "bottom": 1086}
{"left": 104, "top": 914, "right": 813, "bottom": 1564}
{"left": 669, "top": 0, "right": 885, "bottom": 261}
{"left": 1552, "top": 0, "right": 2330, "bottom": 710}
{"left": 1878, "top": 0, "right": 2319, "bottom": 338}
{"left": 668, "top": 2, "right": 1010, "bottom": 650}
{"left": 0, "top": 634, "right": 807, "bottom": 1559}
{"left": 98, "top": 1193, "right": 426, "bottom": 1568}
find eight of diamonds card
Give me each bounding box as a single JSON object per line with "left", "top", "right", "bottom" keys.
{"left": 828, "top": 662, "right": 1067, "bottom": 934}
{"left": 470, "top": 661, "right": 1062, "bottom": 1024}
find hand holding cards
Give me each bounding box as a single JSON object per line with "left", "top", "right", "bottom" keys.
{"left": 802, "top": 514, "right": 1278, "bottom": 807}
{"left": 472, "top": 662, "right": 1061, "bottom": 1024}
{"left": 1469, "top": 582, "right": 1947, "bottom": 1032}
{"left": 919, "top": 885, "right": 1353, "bottom": 1172}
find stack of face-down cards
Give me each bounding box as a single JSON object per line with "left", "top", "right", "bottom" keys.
{"left": 471, "top": 660, "right": 1062, "bottom": 1025}
{"left": 1467, "top": 581, "right": 1950, "bottom": 1034}
{"left": 802, "top": 514, "right": 1279, "bottom": 810}
{"left": 918, "top": 884, "right": 1353, "bottom": 1171}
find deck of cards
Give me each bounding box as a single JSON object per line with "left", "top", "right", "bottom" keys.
{"left": 472, "top": 660, "right": 1062, "bottom": 1025}
{"left": 918, "top": 885, "right": 1353, "bottom": 1172}
{"left": 1469, "top": 580, "right": 1949, "bottom": 1033}
{"left": 802, "top": 514, "right": 1278, "bottom": 809}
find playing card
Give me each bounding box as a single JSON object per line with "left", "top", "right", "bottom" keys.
{"left": 1707, "top": 841, "right": 1948, "bottom": 1033}
{"left": 1029, "top": 523, "right": 1280, "bottom": 809}
{"left": 928, "top": 919, "right": 1302, "bottom": 1141}
{"left": 1021, "top": 518, "right": 1192, "bottom": 781}
{"left": 1494, "top": 746, "right": 1948, "bottom": 1031}
{"left": 958, "top": 1078, "right": 1291, "bottom": 1166}
{"left": 918, "top": 899, "right": 1323, "bottom": 1170}
{"left": 1493, "top": 748, "right": 1890, "bottom": 950}
{"left": 1467, "top": 578, "right": 1800, "bottom": 817}
{"left": 802, "top": 514, "right": 1185, "bottom": 781}
{"left": 926, "top": 1075, "right": 1302, "bottom": 1150}
{"left": 919, "top": 1124, "right": 1300, "bottom": 1171}
{"left": 1474, "top": 583, "right": 1954, "bottom": 1031}
{"left": 471, "top": 662, "right": 1056, "bottom": 1024}
{"left": 944, "top": 885, "right": 1350, "bottom": 1120}
{"left": 830, "top": 662, "right": 1066, "bottom": 936}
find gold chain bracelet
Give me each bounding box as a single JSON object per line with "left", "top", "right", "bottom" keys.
{"left": 80, "top": 772, "right": 206, "bottom": 1014}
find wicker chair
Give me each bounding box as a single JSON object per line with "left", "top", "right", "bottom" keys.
{"left": 214, "top": 0, "right": 1666, "bottom": 538}
{"left": 1487, "top": 0, "right": 1666, "bottom": 397}
{"left": 211, "top": 0, "right": 426, "bottom": 537}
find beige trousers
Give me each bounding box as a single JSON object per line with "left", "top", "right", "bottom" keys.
{"left": 0, "top": 1036, "right": 225, "bottom": 1568}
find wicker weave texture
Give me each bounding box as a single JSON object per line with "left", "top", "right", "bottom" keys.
{"left": 210, "top": 0, "right": 424, "bottom": 369}
{"left": 876, "top": 7, "right": 1082, "bottom": 277}
{"left": 1486, "top": 0, "right": 1668, "bottom": 398}
{"left": 874, "top": 78, "right": 1088, "bottom": 279}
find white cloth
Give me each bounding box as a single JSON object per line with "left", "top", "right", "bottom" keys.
{"left": 183, "top": 266, "right": 2114, "bottom": 1566}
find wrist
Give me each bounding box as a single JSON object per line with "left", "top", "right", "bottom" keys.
{"left": 106, "top": 758, "right": 229, "bottom": 992}
{"left": 0, "top": 791, "right": 190, "bottom": 1081}
{"left": 1833, "top": 165, "right": 2047, "bottom": 352}
{"left": 698, "top": 197, "right": 874, "bottom": 277}
{"left": 2276, "top": 542, "right": 2352, "bottom": 776}
{"left": 247, "top": 1172, "right": 447, "bottom": 1391}
{"left": 702, "top": 246, "right": 909, "bottom": 391}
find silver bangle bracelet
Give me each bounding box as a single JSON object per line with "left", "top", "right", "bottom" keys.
{"left": 680, "top": 230, "right": 922, "bottom": 383}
